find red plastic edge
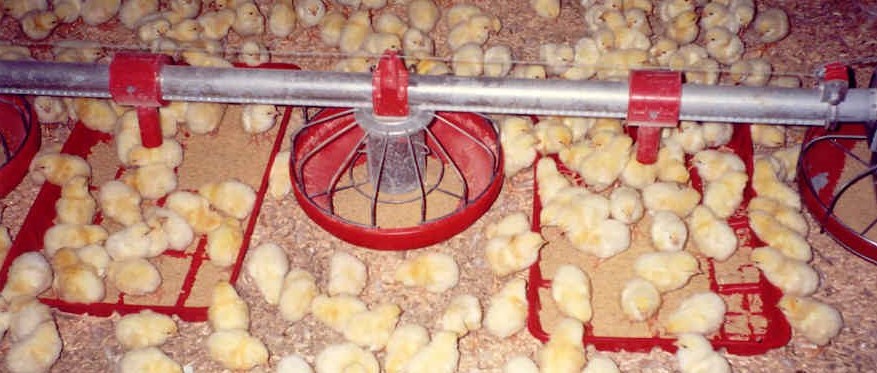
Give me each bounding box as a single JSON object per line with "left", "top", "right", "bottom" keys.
{"left": 0, "top": 63, "right": 301, "bottom": 322}
{"left": 372, "top": 51, "right": 409, "bottom": 117}
{"left": 526, "top": 124, "right": 791, "bottom": 355}
{"left": 627, "top": 70, "right": 682, "bottom": 164}
{"left": 0, "top": 95, "right": 40, "bottom": 199}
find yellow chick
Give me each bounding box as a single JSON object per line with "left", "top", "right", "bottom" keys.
{"left": 362, "top": 32, "right": 402, "bottom": 55}
{"left": 206, "top": 218, "right": 244, "bottom": 268}
{"left": 729, "top": 58, "right": 772, "bottom": 87}
{"left": 268, "top": 1, "right": 296, "bottom": 37}
{"left": 537, "top": 317, "right": 586, "bottom": 373}
{"left": 447, "top": 14, "right": 499, "bottom": 51}
{"left": 384, "top": 323, "right": 430, "bottom": 373}
{"left": 4, "top": 321, "right": 62, "bottom": 373}
{"left": 136, "top": 15, "right": 171, "bottom": 43}
{"left": 674, "top": 333, "right": 731, "bottom": 373}
{"left": 335, "top": 57, "right": 373, "bottom": 73}
{"left": 656, "top": 142, "right": 689, "bottom": 184}
{"left": 451, "top": 43, "right": 484, "bottom": 77}
{"left": 245, "top": 243, "right": 289, "bottom": 305}
{"left": 551, "top": 264, "right": 593, "bottom": 323}
{"left": 165, "top": 19, "right": 202, "bottom": 43}
{"left": 664, "top": 291, "right": 726, "bottom": 335}
{"left": 108, "top": 258, "right": 162, "bottom": 296}
{"left": 625, "top": 7, "right": 651, "bottom": 34}
{"left": 596, "top": 49, "right": 650, "bottom": 81}
{"left": 81, "top": 0, "right": 121, "bottom": 26}
{"left": 167, "top": 0, "right": 199, "bottom": 20}
{"left": 503, "top": 356, "right": 539, "bottom": 373}
{"left": 315, "top": 342, "right": 379, "bottom": 373}
{"left": 232, "top": 1, "right": 264, "bottom": 36}
{"left": 344, "top": 303, "right": 402, "bottom": 351}
{"left": 185, "top": 102, "right": 226, "bottom": 134}
{"left": 562, "top": 37, "right": 600, "bottom": 80}
{"left": 569, "top": 218, "right": 632, "bottom": 259}
{"left": 530, "top": 0, "right": 559, "bottom": 19}
{"left": 209, "top": 281, "right": 249, "bottom": 331}
{"left": 51, "top": 248, "right": 105, "bottom": 303}
{"left": 33, "top": 96, "right": 68, "bottom": 124}
{"left": 620, "top": 153, "right": 658, "bottom": 190}
{"left": 650, "top": 210, "right": 688, "bottom": 252}
{"left": 21, "top": 10, "right": 59, "bottom": 40}
{"left": 642, "top": 182, "right": 701, "bottom": 218}
{"left": 328, "top": 251, "right": 367, "bottom": 296}
{"left": 747, "top": 196, "right": 808, "bottom": 236}
{"left": 166, "top": 191, "right": 223, "bottom": 234}
{"left": 267, "top": 150, "right": 292, "bottom": 200}
{"left": 143, "top": 207, "right": 193, "bottom": 251}
{"left": 197, "top": 9, "right": 236, "bottom": 40}
{"left": 394, "top": 252, "right": 459, "bottom": 293}
{"left": 115, "top": 110, "right": 143, "bottom": 166}
{"left": 52, "top": 0, "right": 81, "bottom": 23}
{"left": 752, "top": 157, "right": 800, "bottom": 209}
{"left": 1, "top": 252, "right": 52, "bottom": 301}
{"left": 610, "top": 186, "right": 644, "bottom": 224}
{"left": 688, "top": 205, "right": 738, "bottom": 261}
{"left": 542, "top": 188, "right": 610, "bottom": 233}
{"left": 43, "top": 223, "right": 108, "bottom": 257}
{"left": 664, "top": 10, "right": 699, "bottom": 45}
{"left": 748, "top": 210, "right": 811, "bottom": 262}
{"left": 206, "top": 329, "right": 269, "bottom": 370}
{"left": 4, "top": 0, "right": 48, "bottom": 19}
{"left": 510, "top": 64, "right": 547, "bottom": 79}
{"left": 122, "top": 164, "right": 178, "bottom": 200}
{"left": 538, "top": 43, "right": 574, "bottom": 77}
{"left": 560, "top": 116, "right": 595, "bottom": 142}
{"left": 55, "top": 176, "right": 97, "bottom": 225}
{"left": 668, "top": 121, "right": 705, "bottom": 155}
{"left": 118, "top": 347, "right": 183, "bottom": 373}
{"left": 657, "top": 0, "right": 694, "bottom": 22}
{"left": 29, "top": 152, "right": 91, "bottom": 186}
{"left": 374, "top": 13, "right": 408, "bottom": 37}
{"left": 295, "top": 0, "right": 325, "bottom": 27}
{"left": 484, "top": 231, "right": 544, "bottom": 276}
{"left": 583, "top": 354, "right": 621, "bottom": 373}
{"left": 480, "top": 44, "right": 514, "bottom": 77}
{"left": 198, "top": 179, "right": 256, "bottom": 220}
{"left": 584, "top": 6, "right": 623, "bottom": 33}
{"left": 241, "top": 104, "right": 279, "bottom": 134}
{"left": 439, "top": 294, "right": 482, "bottom": 337}
{"left": 408, "top": 0, "right": 439, "bottom": 32}
{"left": 73, "top": 244, "right": 110, "bottom": 277}
{"left": 704, "top": 26, "right": 743, "bottom": 65}
{"left": 778, "top": 295, "right": 843, "bottom": 346}
{"left": 278, "top": 269, "right": 318, "bottom": 322}
{"left": 692, "top": 149, "right": 745, "bottom": 183}
{"left": 403, "top": 331, "right": 459, "bottom": 373}
{"left": 703, "top": 171, "right": 748, "bottom": 219}
{"left": 750, "top": 124, "right": 785, "bottom": 148}
{"left": 576, "top": 133, "right": 633, "bottom": 191}
{"left": 649, "top": 37, "right": 678, "bottom": 67}
{"left": 702, "top": 122, "right": 734, "bottom": 148}
{"left": 500, "top": 116, "right": 539, "bottom": 176}
{"left": 127, "top": 139, "right": 184, "bottom": 168}
{"left": 115, "top": 310, "right": 178, "bottom": 350}
{"left": 535, "top": 157, "right": 572, "bottom": 206}
{"left": 339, "top": 11, "right": 372, "bottom": 54}
{"left": 444, "top": 3, "right": 482, "bottom": 28}
{"left": 118, "top": 0, "right": 158, "bottom": 29}
{"left": 634, "top": 251, "right": 700, "bottom": 292}
{"left": 6, "top": 298, "right": 52, "bottom": 341}
{"left": 276, "top": 354, "right": 313, "bottom": 373}
{"left": 753, "top": 7, "right": 790, "bottom": 44}
{"left": 621, "top": 277, "right": 661, "bottom": 322}
{"left": 700, "top": 2, "right": 739, "bottom": 34}
{"left": 311, "top": 294, "right": 368, "bottom": 333}
{"left": 97, "top": 180, "right": 142, "bottom": 227}
{"left": 484, "top": 278, "right": 528, "bottom": 338}
{"left": 751, "top": 247, "right": 819, "bottom": 296}
{"left": 402, "top": 28, "right": 435, "bottom": 61}
{"left": 771, "top": 144, "right": 801, "bottom": 183}
{"left": 615, "top": 28, "right": 651, "bottom": 51}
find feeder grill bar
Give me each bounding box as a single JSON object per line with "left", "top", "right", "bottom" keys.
{"left": 1, "top": 60, "right": 875, "bottom": 125}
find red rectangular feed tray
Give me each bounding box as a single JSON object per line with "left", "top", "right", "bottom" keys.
{"left": 525, "top": 124, "right": 792, "bottom": 355}
{"left": 0, "top": 63, "right": 299, "bottom": 322}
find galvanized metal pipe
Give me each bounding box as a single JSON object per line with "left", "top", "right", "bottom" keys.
{"left": 1, "top": 60, "right": 875, "bottom": 125}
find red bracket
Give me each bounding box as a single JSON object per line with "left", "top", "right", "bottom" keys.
{"left": 109, "top": 53, "right": 170, "bottom": 148}
{"left": 627, "top": 70, "right": 682, "bottom": 164}
{"left": 821, "top": 62, "right": 848, "bottom": 83}
{"left": 372, "top": 51, "right": 409, "bottom": 117}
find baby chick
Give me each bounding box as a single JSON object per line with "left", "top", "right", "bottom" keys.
{"left": 268, "top": 150, "right": 292, "bottom": 200}
{"left": 98, "top": 180, "right": 142, "bottom": 227}
{"left": 667, "top": 121, "right": 705, "bottom": 155}
{"left": 339, "top": 11, "right": 371, "bottom": 54}
{"left": 702, "top": 122, "right": 734, "bottom": 147}
{"left": 510, "top": 64, "right": 547, "bottom": 79}
{"left": 408, "top": 0, "right": 439, "bottom": 32}
{"left": 530, "top": 0, "right": 559, "bottom": 19}
{"left": 268, "top": 0, "right": 296, "bottom": 37}
{"left": 33, "top": 96, "right": 68, "bottom": 124}
{"left": 328, "top": 251, "right": 367, "bottom": 296}
{"left": 209, "top": 281, "right": 249, "bottom": 331}
{"left": 751, "top": 124, "right": 785, "bottom": 148}
{"left": 311, "top": 294, "right": 367, "bottom": 333}
{"left": 537, "top": 317, "right": 586, "bottom": 373}
{"left": 753, "top": 7, "right": 790, "bottom": 44}
{"left": 771, "top": 144, "right": 801, "bottom": 182}
{"left": 167, "top": 0, "right": 199, "bottom": 20}
{"left": 751, "top": 247, "right": 819, "bottom": 296}
{"left": 80, "top": 0, "right": 121, "bottom": 26}
{"left": 295, "top": 0, "right": 325, "bottom": 27}
{"left": 115, "top": 310, "right": 177, "bottom": 350}
{"left": 127, "top": 139, "right": 184, "bottom": 168}
{"left": 343, "top": 302, "right": 402, "bottom": 351}
{"left": 539, "top": 43, "right": 574, "bottom": 77}
{"left": 394, "top": 252, "right": 459, "bottom": 293}
{"left": 165, "top": 191, "right": 223, "bottom": 234}
{"left": 748, "top": 196, "right": 808, "bottom": 236}
{"left": 664, "top": 291, "right": 726, "bottom": 335}
{"left": 118, "top": 0, "right": 158, "bottom": 29}
{"left": 199, "top": 179, "right": 256, "bottom": 220}
{"left": 108, "top": 258, "right": 162, "bottom": 296}
{"left": 43, "top": 223, "right": 108, "bottom": 257}
{"left": 136, "top": 15, "right": 171, "bottom": 43}
{"left": 656, "top": 140, "right": 690, "bottom": 184}
{"left": 664, "top": 10, "right": 699, "bottom": 45}
{"left": 576, "top": 132, "right": 633, "bottom": 191}
{"left": 317, "top": 10, "right": 346, "bottom": 46}
{"left": 551, "top": 264, "right": 593, "bottom": 323}
{"left": 403, "top": 331, "right": 459, "bottom": 373}
{"left": 480, "top": 45, "right": 514, "bottom": 78}
{"left": 642, "top": 182, "right": 701, "bottom": 217}
{"left": 165, "top": 19, "right": 203, "bottom": 42}
{"left": 688, "top": 205, "right": 738, "bottom": 261}
{"left": 484, "top": 214, "right": 544, "bottom": 277}
{"left": 500, "top": 116, "right": 538, "bottom": 176}
{"left": 185, "top": 102, "right": 226, "bottom": 134}
{"left": 675, "top": 333, "right": 731, "bottom": 373}
{"left": 700, "top": 2, "right": 739, "bottom": 34}
{"left": 29, "top": 152, "right": 91, "bottom": 186}
{"left": 6, "top": 298, "right": 52, "bottom": 341}
{"left": 374, "top": 13, "right": 407, "bottom": 37}
{"left": 278, "top": 269, "right": 318, "bottom": 322}
{"left": 704, "top": 26, "right": 743, "bottom": 65}
{"left": 752, "top": 157, "right": 800, "bottom": 209}
{"left": 206, "top": 218, "right": 244, "bottom": 268}
{"left": 384, "top": 323, "right": 429, "bottom": 373}
{"left": 232, "top": 1, "right": 265, "bottom": 36}
{"left": 276, "top": 354, "right": 313, "bottom": 373}
{"left": 569, "top": 217, "right": 632, "bottom": 259}
{"left": 692, "top": 149, "right": 745, "bottom": 183}
{"left": 621, "top": 277, "right": 661, "bottom": 322}
{"left": 4, "top": 321, "right": 62, "bottom": 373}
{"left": 4, "top": 0, "right": 48, "bottom": 19}
{"left": 610, "top": 186, "right": 644, "bottom": 224}
{"left": 1, "top": 252, "right": 52, "bottom": 301}
{"left": 143, "top": 207, "right": 194, "bottom": 251}
{"left": 633, "top": 251, "right": 700, "bottom": 292}
{"left": 503, "top": 356, "right": 538, "bottom": 373}
{"left": 55, "top": 176, "right": 97, "bottom": 225}
{"left": 315, "top": 342, "right": 379, "bottom": 373}
{"left": 484, "top": 278, "right": 528, "bottom": 338}
{"left": 620, "top": 153, "right": 658, "bottom": 190}
{"left": 402, "top": 28, "right": 435, "bottom": 62}
{"left": 118, "top": 347, "right": 183, "bottom": 373}
{"left": 451, "top": 43, "right": 484, "bottom": 77}
{"left": 583, "top": 354, "right": 621, "bottom": 373}
{"left": 122, "top": 164, "right": 177, "bottom": 200}
{"left": 52, "top": 0, "right": 81, "bottom": 22}
{"left": 21, "top": 10, "right": 59, "bottom": 40}
{"left": 650, "top": 210, "right": 688, "bottom": 252}
{"left": 729, "top": 58, "right": 772, "bottom": 87}
{"left": 439, "top": 294, "right": 482, "bottom": 337}
{"left": 51, "top": 248, "right": 105, "bottom": 303}
{"left": 198, "top": 9, "right": 236, "bottom": 40}
{"left": 649, "top": 37, "right": 678, "bottom": 67}
{"left": 206, "top": 329, "right": 269, "bottom": 370}
{"left": 245, "top": 243, "right": 289, "bottom": 305}
{"left": 447, "top": 14, "right": 499, "bottom": 51}
{"left": 748, "top": 210, "right": 811, "bottom": 262}
{"left": 778, "top": 295, "right": 843, "bottom": 346}
{"left": 362, "top": 32, "right": 402, "bottom": 55}
{"left": 657, "top": 0, "right": 694, "bottom": 23}
{"left": 703, "top": 171, "right": 748, "bottom": 219}
{"left": 563, "top": 37, "right": 600, "bottom": 80}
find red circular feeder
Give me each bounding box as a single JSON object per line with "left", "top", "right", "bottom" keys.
{"left": 0, "top": 95, "right": 40, "bottom": 199}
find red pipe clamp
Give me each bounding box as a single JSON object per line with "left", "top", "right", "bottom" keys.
{"left": 372, "top": 51, "right": 409, "bottom": 117}
{"left": 109, "top": 53, "right": 170, "bottom": 148}
{"left": 627, "top": 70, "right": 682, "bottom": 164}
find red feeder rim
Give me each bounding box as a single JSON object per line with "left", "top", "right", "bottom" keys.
{"left": 0, "top": 95, "right": 40, "bottom": 199}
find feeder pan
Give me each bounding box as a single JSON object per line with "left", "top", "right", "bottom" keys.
{"left": 0, "top": 95, "right": 40, "bottom": 199}
{"left": 799, "top": 70, "right": 877, "bottom": 264}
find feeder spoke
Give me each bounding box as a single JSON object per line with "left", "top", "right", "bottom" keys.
{"left": 406, "top": 133, "right": 427, "bottom": 223}
{"left": 296, "top": 118, "right": 360, "bottom": 189}
{"left": 435, "top": 113, "right": 500, "bottom": 172}
{"left": 324, "top": 135, "right": 368, "bottom": 215}
{"left": 861, "top": 214, "right": 877, "bottom": 237}
{"left": 372, "top": 136, "right": 390, "bottom": 227}
{"left": 424, "top": 123, "right": 468, "bottom": 203}
{"left": 302, "top": 108, "right": 356, "bottom": 129}
{"left": 827, "top": 163, "right": 877, "bottom": 216}
{"left": 825, "top": 135, "right": 871, "bottom": 166}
